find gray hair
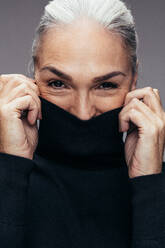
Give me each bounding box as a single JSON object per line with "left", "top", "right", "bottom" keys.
{"left": 29, "top": 0, "right": 138, "bottom": 76}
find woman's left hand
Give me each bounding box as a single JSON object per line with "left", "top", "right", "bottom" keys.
{"left": 119, "top": 87, "right": 165, "bottom": 179}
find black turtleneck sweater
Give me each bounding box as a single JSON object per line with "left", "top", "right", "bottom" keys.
{"left": 0, "top": 97, "right": 165, "bottom": 248}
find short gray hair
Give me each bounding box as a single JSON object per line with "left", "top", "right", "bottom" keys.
{"left": 29, "top": 0, "right": 138, "bottom": 76}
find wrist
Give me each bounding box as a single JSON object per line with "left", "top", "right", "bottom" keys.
{"left": 129, "top": 167, "right": 162, "bottom": 179}
{"left": 0, "top": 149, "right": 33, "bottom": 160}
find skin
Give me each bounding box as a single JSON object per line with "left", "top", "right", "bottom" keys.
{"left": 0, "top": 17, "right": 165, "bottom": 178}
{"left": 34, "top": 18, "right": 137, "bottom": 118}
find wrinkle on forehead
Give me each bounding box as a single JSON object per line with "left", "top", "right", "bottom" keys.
{"left": 35, "top": 17, "right": 130, "bottom": 73}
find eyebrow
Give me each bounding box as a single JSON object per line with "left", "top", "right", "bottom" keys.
{"left": 40, "top": 66, "right": 126, "bottom": 83}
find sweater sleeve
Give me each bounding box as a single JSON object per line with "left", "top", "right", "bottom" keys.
{"left": 129, "top": 161, "right": 165, "bottom": 248}
{"left": 0, "top": 152, "right": 34, "bottom": 248}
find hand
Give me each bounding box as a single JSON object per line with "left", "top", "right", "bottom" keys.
{"left": 119, "top": 87, "right": 165, "bottom": 179}
{"left": 0, "top": 74, "right": 42, "bottom": 160}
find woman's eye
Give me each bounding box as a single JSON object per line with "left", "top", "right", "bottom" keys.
{"left": 47, "top": 80, "right": 118, "bottom": 90}
{"left": 97, "top": 82, "right": 118, "bottom": 90}
{"left": 48, "top": 80, "right": 66, "bottom": 89}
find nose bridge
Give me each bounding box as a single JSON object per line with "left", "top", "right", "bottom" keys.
{"left": 73, "top": 91, "right": 95, "bottom": 120}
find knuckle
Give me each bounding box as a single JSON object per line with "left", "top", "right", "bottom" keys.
{"left": 26, "top": 94, "right": 33, "bottom": 102}
{"left": 131, "top": 98, "right": 138, "bottom": 107}
{"left": 15, "top": 74, "right": 27, "bottom": 79}
{"left": 132, "top": 97, "right": 138, "bottom": 103}
{"left": 130, "top": 107, "right": 136, "bottom": 114}
{"left": 154, "top": 88, "right": 159, "bottom": 93}
{"left": 146, "top": 86, "right": 153, "bottom": 93}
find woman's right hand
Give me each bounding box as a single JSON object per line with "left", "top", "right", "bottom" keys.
{"left": 0, "top": 74, "right": 42, "bottom": 160}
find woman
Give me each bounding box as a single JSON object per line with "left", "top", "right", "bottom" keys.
{"left": 0, "top": 0, "right": 165, "bottom": 247}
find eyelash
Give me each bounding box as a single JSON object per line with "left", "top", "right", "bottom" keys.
{"left": 47, "top": 80, "right": 118, "bottom": 90}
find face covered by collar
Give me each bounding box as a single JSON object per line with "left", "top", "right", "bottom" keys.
{"left": 35, "top": 97, "right": 127, "bottom": 169}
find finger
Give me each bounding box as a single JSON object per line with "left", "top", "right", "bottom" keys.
{"left": 20, "top": 78, "right": 40, "bottom": 96}
{"left": 119, "top": 97, "right": 161, "bottom": 133}
{"left": 0, "top": 74, "right": 29, "bottom": 85}
{"left": 0, "top": 76, "right": 41, "bottom": 120}
{"left": 124, "top": 87, "right": 163, "bottom": 114}
{"left": 153, "top": 88, "right": 162, "bottom": 105}
{"left": 0, "top": 74, "right": 40, "bottom": 96}
{"left": 0, "top": 74, "right": 34, "bottom": 83}
{"left": 11, "top": 95, "right": 39, "bottom": 125}
{"left": 119, "top": 107, "right": 153, "bottom": 134}
{"left": 121, "top": 97, "right": 161, "bottom": 125}
{"left": 12, "top": 76, "right": 40, "bottom": 96}
{"left": 7, "top": 83, "right": 42, "bottom": 120}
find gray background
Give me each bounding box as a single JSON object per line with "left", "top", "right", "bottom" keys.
{"left": 0, "top": 0, "right": 165, "bottom": 160}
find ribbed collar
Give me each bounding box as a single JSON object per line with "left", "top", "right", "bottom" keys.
{"left": 35, "top": 97, "right": 127, "bottom": 169}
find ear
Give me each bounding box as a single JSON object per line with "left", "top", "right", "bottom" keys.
{"left": 130, "top": 61, "right": 139, "bottom": 91}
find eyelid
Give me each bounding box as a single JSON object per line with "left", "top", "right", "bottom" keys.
{"left": 47, "top": 79, "right": 118, "bottom": 90}
{"left": 95, "top": 82, "right": 118, "bottom": 89}
{"left": 47, "top": 79, "right": 65, "bottom": 83}
{"left": 47, "top": 79, "right": 66, "bottom": 89}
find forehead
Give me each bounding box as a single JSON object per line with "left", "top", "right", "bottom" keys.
{"left": 37, "top": 18, "right": 129, "bottom": 70}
